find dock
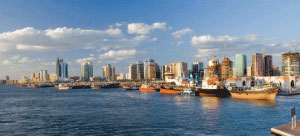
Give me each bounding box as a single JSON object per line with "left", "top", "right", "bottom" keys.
{"left": 271, "top": 121, "right": 300, "bottom": 136}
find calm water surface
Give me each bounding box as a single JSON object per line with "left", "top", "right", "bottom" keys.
{"left": 0, "top": 85, "right": 299, "bottom": 135}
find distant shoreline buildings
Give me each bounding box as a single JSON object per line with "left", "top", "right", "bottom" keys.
{"left": 3, "top": 51, "right": 299, "bottom": 85}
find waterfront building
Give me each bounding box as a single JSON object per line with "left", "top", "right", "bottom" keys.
{"left": 56, "top": 57, "right": 68, "bottom": 81}
{"left": 2, "top": 76, "right": 9, "bottom": 80}
{"left": 129, "top": 64, "right": 137, "bottom": 80}
{"left": 160, "top": 65, "right": 166, "bottom": 80}
{"left": 247, "top": 66, "right": 252, "bottom": 77}
{"left": 272, "top": 65, "right": 281, "bottom": 76}
{"left": 155, "top": 63, "right": 160, "bottom": 79}
{"left": 251, "top": 53, "right": 264, "bottom": 77}
{"left": 102, "top": 64, "right": 115, "bottom": 81}
{"left": 144, "top": 59, "right": 157, "bottom": 80}
{"left": 49, "top": 73, "right": 58, "bottom": 82}
{"left": 232, "top": 68, "right": 236, "bottom": 77}
{"left": 125, "top": 73, "right": 130, "bottom": 80}
{"left": 235, "top": 54, "right": 247, "bottom": 77}
{"left": 206, "top": 59, "right": 222, "bottom": 79}
{"left": 39, "top": 70, "right": 49, "bottom": 82}
{"left": 191, "top": 61, "right": 204, "bottom": 81}
{"left": 264, "top": 55, "right": 273, "bottom": 76}
{"left": 221, "top": 57, "right": 233, "bottom": 80}
{"left": 19, "top": 76, "right": 29, "bottom": 84}
{"left": 136, "top": 61, "right": 144, "bottom": 80}
{"left": 81, "top": 61, "right": 93, "bottom": 81}
{"left": 171, "top": 62, "right": 188, "bottom": 78}
{"left": 282, "top": 52, "right": 300, "bottom": 76}
{"left": 117, "top": 73, "right": 126, "bottom": 81}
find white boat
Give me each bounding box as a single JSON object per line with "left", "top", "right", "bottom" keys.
{"left": 178, "top": 88, "right": 195, "bottom": 96}
{"left": 58, "top": 83, "right": 71, "bottom": 90}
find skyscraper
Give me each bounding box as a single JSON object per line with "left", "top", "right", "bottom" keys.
{"left": 39, "top": 70, "right": 49, "bottom": 82}
{"left": 136, "top": 61, "right": 144, "bottom": 80}
{"left": 81, "top": 61, "right": 93, "bottom": 81}
{"left": 221, "top": 57, "right": 233, "bottom": 80}
{"left": 56, "top": 57, "right": 68, "bottom": 81}
{"left": 206, "top": 59, "right": 222, "bottom": 79}
{"left": 282, "top": 52, "right": 300, "bottom": 76}
{"left": 160, "top": 65, "right": 166, "bottom": 80}
{"left": 102, "top": 64, "right": 115, "bottom": 81}
{"left": 171, "top": 62, "right": 188, "bottom": 78}
{"left": 251, "top": 53, "right": 264, "bottom": 77}
{"left": 191, "top": 62, "right": 204, "bottom": 82}
{"left": 129, "top": 64, "right": 137, "bottom": 80}
{"left": 144, "top": 59, "right": 156, "bottom": 80}
{"left": 263, "top": 55, "right": 272, "bottom": 76}
{"left": 235, "top": 54, "right": 247, "bottom": 77}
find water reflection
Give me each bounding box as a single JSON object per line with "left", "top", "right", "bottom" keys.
{"left": 231, "top": 98, "right": 277, "bottom": 107}
{"left": 200, "top": 97, "right": 220, "bottom": 110}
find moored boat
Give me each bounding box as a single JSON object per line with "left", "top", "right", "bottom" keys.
{"left": 196, "top": 78, "right": 230, "bottom": 98}
{"left": 228, "top": 85, "right": 279, "bottom": 100}
{"left": 160, "top": 87, "right": 183, "bottom": 95}
{"left": 58, "top": 83, "right": 71, "bottom": 90}
{"left": 91, "top": 84, "right": 102, "bottom": 90}
{"left": 139, "top": 84, "right": 159, "bottom": 92}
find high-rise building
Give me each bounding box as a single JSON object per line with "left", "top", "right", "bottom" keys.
{"left": 272, "top": 65, "right": 281, "bottom": 76}
{"left": 144, "top": 59, "right": 157, "bottom": 80}
{"left": 56, "top": 57, "right": 68, "bottom": 81}
{"left": 263, "top": 55, "right": 272, "bottom": 76}
{"left": 171, "top": 62, "right": 188, "bottom": 78}
{"left": 160, "top": 65, "right": 166, "bottom": 80}
{"left": 192, "top": 62, "right": 204, "bottom": 73}
{"left": 2, "top": 76, "right": 9, "bottom": 80}
{"left": 129, "top": 64, "right": 137, "bottom": 80}
{"left": 136, "top": 61, "right": 144, "bottom": 80}
{"left": 155, "top": 63, "right": 160, "bottom": 79}
{"left": 247, "top": 66, "right": 252, "bottom": 77}
{"left": 102, "top": 64, "right": 115, "bottom": 81}
{"left": 49, "top": 73, "right": 58, "bottom": 82}
{"left": 235, "top": 54, "right": 247, "bottom": 77}
{"left": 206, "top": 59, "right": 222, "bottom": 79}
{"left": 81, "top": 61, "right": 93, "bottom": 81}
{"left": 251, "top": 53, "right": 264, "bottom": 77}
{"left": 221, "top": 57, "right": 233, "bottom": 80}
{"left": 40, "top": 70, "right": 49, "bottom": 82}
{"left": 282, "top": 52, "right": 300, "bottom": 76}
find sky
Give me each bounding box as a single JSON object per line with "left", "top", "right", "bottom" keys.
{"left": 0, "top": 0, "right": 300, "bottom": 79}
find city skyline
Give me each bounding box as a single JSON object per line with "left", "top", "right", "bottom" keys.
{"left": 1, "top": 1, "right": 300, "bottom": 79}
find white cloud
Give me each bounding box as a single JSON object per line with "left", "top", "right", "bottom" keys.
{"left": 16, "top": 44, "right": 50, "bottom": 51}
{"left": 76, "top": 54, "right": 95, "bottom": 64}
{"left": 99, "top": 49, "right": 137, "bottom": 61}
{"left": 127, "top": 22, "right": 167, "bottom": 34}
{"left": 172, "top": 28, "right": 193, "bottom": 38}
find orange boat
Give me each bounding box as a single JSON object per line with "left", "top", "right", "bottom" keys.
{"left": 160, "top": 88, "right": 183, "bottom": 95}
{"left": 139, "top": 84, "right": 159, "bottom": 92}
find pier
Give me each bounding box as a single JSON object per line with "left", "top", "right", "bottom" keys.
{"left": 271, "top": 121, "right": 300, "bottom": 136}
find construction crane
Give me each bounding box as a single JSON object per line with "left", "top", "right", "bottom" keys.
{"left": 210, "top": 53, "right": 216, "bottom": 60}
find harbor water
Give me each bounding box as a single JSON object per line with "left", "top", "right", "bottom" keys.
{"left": 0, "top": 85, "right": 299, "bottom": 135}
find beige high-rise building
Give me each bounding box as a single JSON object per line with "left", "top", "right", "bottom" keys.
{"left": 49, "top": 73, "right": 58, "bottom": 82}
{"left": 102, "top": 64, "right": 115, "bottom": 81}
{"left": 221, "top": 57, "right": 233, "bottom": 80}
{"left": 206, "top": 59, "right": 222, "bottom": 79}
{"left": 247, "top": 66, "right": 252, "bottom": 77}
{"left": 282, "top": 52, "right": 300, "bottom": 76}
{"left": 148, "top": 64, "right": 156, "bottom": 80}
{"left": 171, "top": 62, "right": 188, "bottom": 78}
{"left": 251, "top": 53, "right": 264, "bottom": 77}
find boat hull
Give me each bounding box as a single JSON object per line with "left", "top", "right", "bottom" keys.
{"left": 160, "top": 88, "right": 183, "bottom": 95}
{"left": 139, "top": 87, "right": 158, "bottom": 92}
{"left": 196, "top": 89, "right": 230, "bottom": 98}
{"left": 229, "top": 88, "right": 278, "bottom": 100}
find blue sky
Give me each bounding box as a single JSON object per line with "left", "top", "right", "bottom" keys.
{"left": 0, "top": 0, "right": 300, "bottom": 79}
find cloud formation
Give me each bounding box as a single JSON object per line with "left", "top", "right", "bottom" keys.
{"left": 172, "top": 28, "right": 193, "bottom": 38}
{"left": 99, "top": 49, "right": 137, "bottom": 62}
{"left": 127, "top": 22, "right": 166, "bottom": 34}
